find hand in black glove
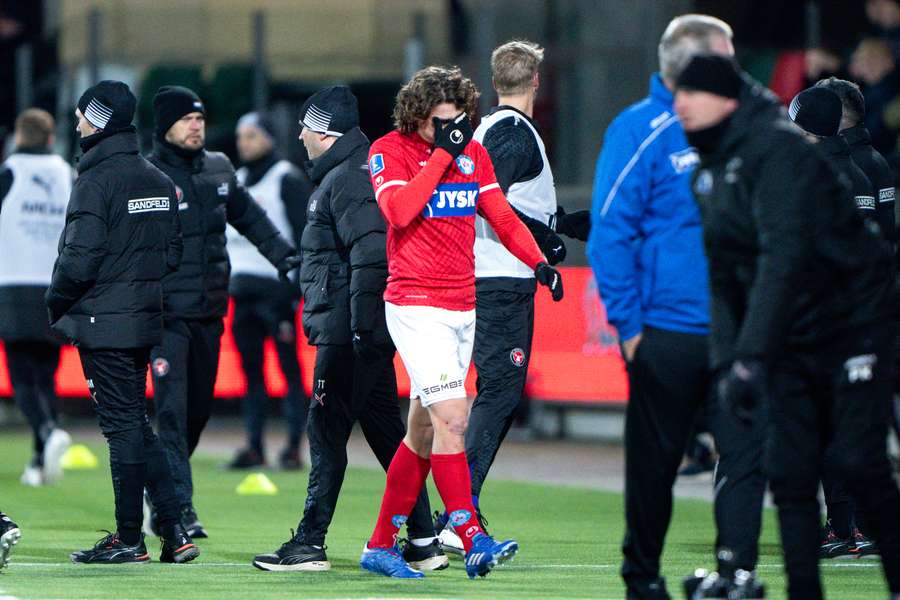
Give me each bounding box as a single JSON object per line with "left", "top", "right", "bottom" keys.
{"left": 432, "top": 113, "right": 473, "bottom": 159}
{"left": 538, "top": 230, "right": 567, "bottom": 265}
{"left": 352, "top": 330, "right": 384, "bottom": 364}
{"left": 554, "top": 207, "right": 592, "bottom": 242}
{"left": 277, "top": 253, "right": 301, "bottom": 283}
{"left": 534, "top": 262, "right": 564, "bottom": 301}
{"left": 718, "top": 359, "right": 767, "bottom": 424}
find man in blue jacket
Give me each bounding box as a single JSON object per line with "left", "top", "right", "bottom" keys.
{"left": 588, "top": 15, "right": 764, "bottom": 599}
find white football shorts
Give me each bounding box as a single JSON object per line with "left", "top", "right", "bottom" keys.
{"left": 385, "top": 301, "right": 475, "bottom": 407}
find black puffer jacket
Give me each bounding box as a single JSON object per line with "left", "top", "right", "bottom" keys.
{"left": 46, "top": 130, "right": 182, "bottom": 348}
{"left": 299, "top": 127, "right": 390, "bottom": 346}
{"left": 842, "top": 123, "right": 896, "bottom": 243}
{"left": 691, "top": 81, "right": 895, "bottom": 370}
{"left": 148, "top": 141, "right": 295, "bottom": 320}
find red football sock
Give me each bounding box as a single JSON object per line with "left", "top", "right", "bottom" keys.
{"left": 431, "top": 452, "right": 484, "bottom": 553}
{"left": 369, "top": 441, "right": 431, "bottom": 548}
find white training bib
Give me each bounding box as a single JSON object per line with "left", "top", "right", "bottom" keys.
{"left": 0, "top": 153, "right": 73, "bottom": 286}
{"left": 227, "top": 160, "right": 296, "bottom": 279}
{"left": 474, "top": 109, "right": 557, "bottom": 279}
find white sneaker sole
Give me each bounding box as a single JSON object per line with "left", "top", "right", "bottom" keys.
{"left": 408, "top": 554, "right": 450, "bottom": 571}
{"left": 0, "top": 528, "right": 21, "bottom": 569}
{"left": 438, "top": 528, "right": 465, "bottom": 557}
{"left": 42, "top": 429, "right": 72, "bottom": 484}
{"left": 20, "top": 465, "right": 43, "bottom": 487}
{"left": 253, "top": 559, "right": 331, "bottom": 572}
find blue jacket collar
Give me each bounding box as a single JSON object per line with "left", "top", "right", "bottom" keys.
{"left": 649, "top": 73, "right": 674, "bottom": 107}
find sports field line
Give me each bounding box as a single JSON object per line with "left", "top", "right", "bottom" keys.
{"left": 8, "top": 561, "right": 619, "bottom": 569}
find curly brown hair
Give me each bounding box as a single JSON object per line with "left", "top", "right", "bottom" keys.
{"left": 393, "top": 66, "right": 480, "bottom": 134}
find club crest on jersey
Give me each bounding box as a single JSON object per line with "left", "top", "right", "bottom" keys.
{"left": 455, "top": 154, "right": 475, "bottom": 175}
{"left": 369, "top": 153, "right": 385, "bottom": 176}
{"left": 422, "top": 182, "right": 478, "bottom": 218}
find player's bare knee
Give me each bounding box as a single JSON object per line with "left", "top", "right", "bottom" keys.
{"left": 447, "top": 416, "right": 468, "bottom": 437}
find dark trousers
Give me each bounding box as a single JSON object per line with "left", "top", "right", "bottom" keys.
{"left": 294, "top": 344, "right": 434, "bottom": 545}
{"left": 78, "top": 347, "right": 180, "bottom": 540}
{"left": 621, "top": 326, "right": 766, "bottom": 592}
{"left": 232, "top": 293, "right": 307, "bottom": 453}
{"left": 467, "top": 285, "right": 535, "bottom": 498}
{"left": 151, "top": 318, "right": 224, "bottom": 509}
{"left": 4, "top": 340, "right": 60, "bottom": 460}
{"left": 768, "top": 323, "right": 900, "bottom": 599}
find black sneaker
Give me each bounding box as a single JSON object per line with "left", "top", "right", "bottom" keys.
{"left": 476, "top": 509, "right": 491, "bottom": 536}
{"left": 160, "top": 524, "right": 199, "bottom": 564}
{"left": 252, "top": 531, "right": 330, "bottom": 571}
{"left": 627, "top": 577, "right": 670, "bottom": 599}
{"left": 0, "top": 513, "right": 21, "bottom": 569}
{"left": 683, "top": 568, "right": 765, "bottom": 599}
{"left": 819, "top": 523, "right": 854, "bottom": 559}
{"left": 279, "top": 448, "right": 303, "bottom": 471}
{"left": 181, "top": 506, "right": 208, "bottom": 539}
{"left": 853, "top": 529, "right": 880, "bottom": 558}
{"left": 70, "top": 531, "right": 150, "bottom": 564}
{"left": 227, "top": 447, "right": 266, "bottom": 470}
{"left": 399, "top": 537, "right": 449, "bottom": 571}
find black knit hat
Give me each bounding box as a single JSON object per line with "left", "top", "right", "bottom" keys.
{"left": 788, "top": 87, "right": 842, "bottom": 137}
{"left": 153, "top": 86, "right": 206, "bottom": 139}
{"left": 77, "top": 80, "right": 136, "bottom": 131}
{"left": 676, "top": 54, "right": 743, "bottom": 99}
{"left": 236, "top": 111, "right": 277, "bottom": 140}
{"left": 298, "top": 86, "right": 359, "bottom": 137}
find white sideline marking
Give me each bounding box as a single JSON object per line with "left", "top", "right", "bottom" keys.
{"left": 10, "top": 561, "right": 617, "bottom": 569}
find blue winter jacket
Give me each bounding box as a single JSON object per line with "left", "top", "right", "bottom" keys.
{"left": 586, "top": 74, "right": 709, "bottom": 341}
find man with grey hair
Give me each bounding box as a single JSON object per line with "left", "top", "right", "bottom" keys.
{"left": 588, "top": 14, "right": 764, "bottom": 599}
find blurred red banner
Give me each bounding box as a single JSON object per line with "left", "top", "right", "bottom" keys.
{"left": 0, "top": 267, "right": 627, "bottom": 404}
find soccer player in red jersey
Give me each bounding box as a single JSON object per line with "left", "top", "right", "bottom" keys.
{"left": 358, "top": 66, "right": 563, "bottom": 579}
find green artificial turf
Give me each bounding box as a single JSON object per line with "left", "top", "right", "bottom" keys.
{"left": 0, "top": 432, "right": 889, "bottom": 599}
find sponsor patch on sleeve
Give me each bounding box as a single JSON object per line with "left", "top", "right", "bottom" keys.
{"left": 369, "top": 153, "right": 385, "bottom": 176}
{"left": 879, "top": 187, "right": 895, "bottom": 203}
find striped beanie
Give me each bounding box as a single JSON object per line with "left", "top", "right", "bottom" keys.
{"left": 299, "top": 86, "right": 359, "bottom": 137}
{"left": 77, "top": 80, "right": 136, "bottom": 131}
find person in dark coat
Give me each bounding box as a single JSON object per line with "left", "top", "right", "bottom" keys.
{"left": 675, "top": 54, "right": 900, "bottom": 600}
{"left": 46, "top": 80, "right": 198, "bottom": 565}
{"left": 0, "top": 108, "right": 73, "bottom": 487}
{"left": 251, "top": 86, "right": 445, "bottom": 573}
{"left": 145, "top": 86, "right": 299, "bottom": 538}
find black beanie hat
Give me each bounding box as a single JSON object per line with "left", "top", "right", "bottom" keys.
{"left": 676, "top": 54, "right": 743, "bottom": 99}
{"left": 153, "top": 86, "right": 206, "bottom": 139}
{"left": 298, "top": 86, "right": 359, "bottom": 137}
{"left": 236, "top": 111, "right": 277, "bottom": 140}
{"left": 77, "top": 80, "right": 136, "bottom": 131}
{"left": 788, "top": 87, "right": 842, "bottom": 137}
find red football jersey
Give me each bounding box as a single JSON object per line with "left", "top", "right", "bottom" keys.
{"left": 369, "top": 130, "right": 502, "bottom": 311}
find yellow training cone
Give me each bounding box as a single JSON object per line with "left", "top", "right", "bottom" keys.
{"left": 236, "top": 473, "right": 278, "bottom": 496}
{"left": 61, "top": 444, "right": 99, "bottom": 470}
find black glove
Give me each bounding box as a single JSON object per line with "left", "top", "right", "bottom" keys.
{"left": 717, "top": 359, "right": 767, "bottom": 424}
{"left": 276, "top": 253, "right": 301, "bottom": 283}
{"left": 554, "top": 207, "right": 591, "bottom": 242}
{"left": 432, "top": 113, "right": 473, "bottom": 159}
{"left": 538, "top": 230, "right": 567, "bottom": 265}
{"left": 352, "top": 330, "right": 383, "bottom": 364}
{"left": 534, "top": 262, "right": 564, "bottom": 301}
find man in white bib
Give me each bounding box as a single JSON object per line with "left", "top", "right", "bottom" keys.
{"left": 0, "top": 108, "right": 73, "bottom": 487}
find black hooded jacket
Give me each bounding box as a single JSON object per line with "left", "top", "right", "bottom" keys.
{"left": 148, "top": 141, "right": 294, "bottom": 320}
{"left": 299, "top": 127, "right": 390, "bottom": 347}
{"left": 45, "top": 130, "right": 182, "bottom": 348}
{"left": 691, "top": 81, "right": 895, "bottom": 370}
